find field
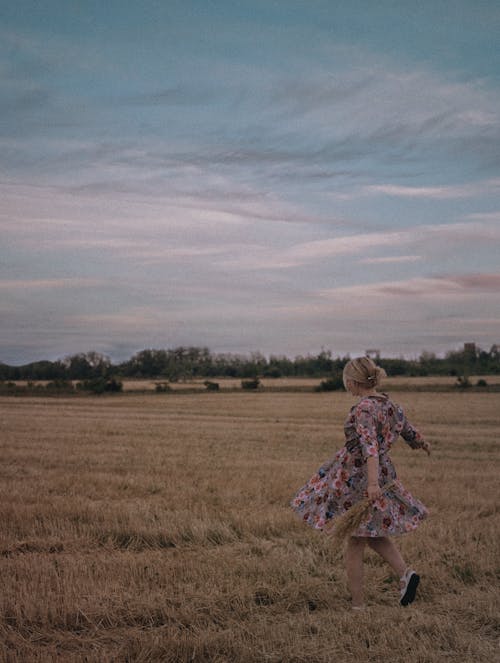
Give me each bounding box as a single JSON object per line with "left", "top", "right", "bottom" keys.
{"left": 1, "top": 389, "right": 499, "bottom": 662}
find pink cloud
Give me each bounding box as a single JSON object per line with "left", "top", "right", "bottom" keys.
{"left": 364, "top": 178, "right": 500, "bottom": 200}
{"left": 0, "top": 278, "right": 102, "bottom": 290}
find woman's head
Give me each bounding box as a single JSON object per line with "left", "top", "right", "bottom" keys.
{"left": 342, "top": 357, "right": 386, "bottom": 393}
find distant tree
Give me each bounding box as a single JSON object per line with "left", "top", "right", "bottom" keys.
{"left": 2, "top": 342, "right": 500, "bottom": 382}
{"left": 263, "top": 367, "right": 282, "bottom": 378}
{"left": 0, "top": 363, "right": 18, "bottom": 380}
{"left": 120, "top": 349, "right": 168, "bottom": 378}
{"left": 63, "top": 352, "right": 111, "bottom": 380}
{"left": 267, "top": 354, "right": 294, "bottom": 377}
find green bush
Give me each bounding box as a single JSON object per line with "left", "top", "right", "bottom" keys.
{"left": 105, "top": 378, "right": 123, "bottom": 392}
{"left": 315, "top": 375, "right": 344, "bottom": 392}
{"left": 476, "top": 379, "right": 488, "bottom": 387}
{"left": 241, "top": 378, "right": 260, "bottom": 390}
{"left": 204, "top": 381, "right": 220, "bottom": 391}
{"left": 455, "top": 376, "right": 472, "bottom": 389}
{"left": 77, "top": 377, "right": 123, "bottom": 394}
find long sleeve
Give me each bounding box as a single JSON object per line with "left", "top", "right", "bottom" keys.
{"left": 400, "top": 417, "right": 424, "bottom": 449}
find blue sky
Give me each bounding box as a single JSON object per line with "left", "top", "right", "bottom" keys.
{"left": 1, "top": 1, "right": 500, "bottom": 364}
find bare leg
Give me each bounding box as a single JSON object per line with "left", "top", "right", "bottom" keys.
{"left": 366, "top": 536, "right": 406, "bottom": 577}
{"left": 345, "top": 536, "right": 367, "bottom": 608}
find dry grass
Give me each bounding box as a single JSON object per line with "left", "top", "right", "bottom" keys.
{"left": 0, "top": 391, "right": 499, "bottom": 662}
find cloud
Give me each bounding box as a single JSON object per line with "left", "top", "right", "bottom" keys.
{"left": 373, "top": 279, "right": 465, "bottom": 297}
{"left": 246, "top": 61, "right": 500, "bottom": 176}
{"left": 281, "top": 232, "right": 406, "bottom": 262}
{"left": 215, "top": 220, "right": 500, "bottom": 271}
{"left": 215, "top": 230, "right": 411, "bottom": 270}
{"left": 359, "top": 255, "right": 422, "bottom": 265}
{"left": 448, "top": 273, "right": 500, "bottom": 292}
{"left": 364, "top": 179, "right": 500, "bottom": 200}
{"left": 251, "top": 273, "right": 500, "bottom": 357}
{"left": 318, "top": 272, "right": 500, "bottom": 300}
{"left": 124, "top": 86, "right": 215, "bottom": 106}
{"left": 66, "top": 308, "right": 169, "bottom": 332}
{"left": 3, "top": 28, "right": 500, "bottom": 182}
{"left": 0, "top": 278, "right": 102, "bottom": 290}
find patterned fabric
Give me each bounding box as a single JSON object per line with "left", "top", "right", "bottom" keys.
{"left": 290, "top": 394, "right": 428, "bottom": 537}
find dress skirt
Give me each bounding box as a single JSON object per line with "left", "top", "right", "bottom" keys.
{"left": 290, "top": 445, "right": 428, "bottom": 537}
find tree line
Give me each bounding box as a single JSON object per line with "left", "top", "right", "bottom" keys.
{"left": 0, "top": 344, "right": 499, "bottom": 381}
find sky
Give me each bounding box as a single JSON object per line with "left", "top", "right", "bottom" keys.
{"left": 1, "top": 0, "right": 500, "bottom": 365}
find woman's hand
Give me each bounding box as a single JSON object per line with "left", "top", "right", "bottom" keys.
{"left": 421, "top": 440, "right": 431, "bottom": 456}
{"left": 367, "top": 483, "right": 382, "bottom": 500}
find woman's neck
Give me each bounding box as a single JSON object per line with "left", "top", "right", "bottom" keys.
{"left": 358, "top": 388, "right": 378, "bottom": 397}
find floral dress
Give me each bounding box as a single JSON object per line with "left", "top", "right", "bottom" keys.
{"left": 290, "top": 394, "right": 428, "bottom": 537}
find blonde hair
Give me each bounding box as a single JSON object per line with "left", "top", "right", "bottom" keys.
{"left": 343, "top": 357, "right": 386, "bottom": 390}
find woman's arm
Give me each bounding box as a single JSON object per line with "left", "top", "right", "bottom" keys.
{"left": 401, "top": 417, "right": 431, "bottom": 455}
{"left": 367, "top": 456, "right": 382, "bottom": 500}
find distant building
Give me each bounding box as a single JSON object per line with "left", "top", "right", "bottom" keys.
{"left": 464, "top": 343, "right": 476, "bottom": 355}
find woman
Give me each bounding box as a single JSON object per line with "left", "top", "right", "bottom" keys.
{"left": 291, "top": 357, "right": 431, "bottom": 609}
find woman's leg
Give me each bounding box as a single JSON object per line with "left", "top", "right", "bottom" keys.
{"left": 345, "top": 536, "right": 367, "bottom": 608}
{"left": 366, "top": 536, "right": 406, "bottom": 576}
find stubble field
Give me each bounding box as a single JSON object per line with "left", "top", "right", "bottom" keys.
{"left": 0, "top": 390, "right": 499, "bottom": 662}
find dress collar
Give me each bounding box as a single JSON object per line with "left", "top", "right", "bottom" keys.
{"left": 359, "top": 392, "right": 389, "bottom": 402}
